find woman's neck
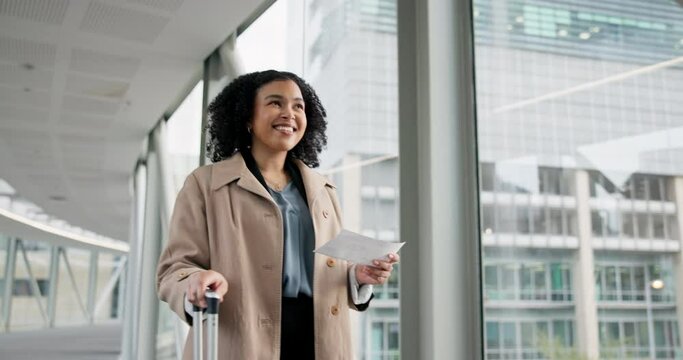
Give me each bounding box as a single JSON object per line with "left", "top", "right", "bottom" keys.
{"left": 250, "top": 145, "right": 287, "bottom": 176}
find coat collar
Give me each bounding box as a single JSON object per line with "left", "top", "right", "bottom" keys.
{"left": 210, "top": 152, "right": 335, "bottom": 205}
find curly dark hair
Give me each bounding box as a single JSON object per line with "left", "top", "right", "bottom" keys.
{"left": 206, "top": 70, "right": 328, "bottom": 167}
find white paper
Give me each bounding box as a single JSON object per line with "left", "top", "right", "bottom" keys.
{"left": 314, "top": 229, "right": 405, "bottom": 265}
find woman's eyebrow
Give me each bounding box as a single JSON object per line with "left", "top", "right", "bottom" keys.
{"left": 264, "top": 94, "right": 304, "bottom": 102}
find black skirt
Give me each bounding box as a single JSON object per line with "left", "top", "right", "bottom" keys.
{"left": 280, "top": 295, "right": 315, "bottom": 360}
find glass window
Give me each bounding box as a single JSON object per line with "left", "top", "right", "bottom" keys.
{"left": 548, "top": 208, "right": 563, "bottom": 235}
{"left": 166, "top": 81, "right": 203, "bottom": 192}
{"left": 591, "top": 210, "right": 605, "bottom": 237}
{"left": 497, "top": 206, "right": 517, "bottom": 233}
{"left": 636, "top": 213, "right": 650, "bottom": 239}
{"left": 517, "top": 206, "right": 531, "bottom": 234}
{"left": 652, "top": 214, "right": 665, "bottom": 239}
{"left": 481, "top": 0, "right": 683, "bottom": 355}
{"left": 667, "top": 215, "right": 679, "bottom": 240}
{"left": 531, "top": 207, "right": 546, "bottom": 235}
{"left": 486, "top": 321, "right": 500, "bottom": 349}
{"left": 622, "top": 212, "right": 635, "bottom": 238}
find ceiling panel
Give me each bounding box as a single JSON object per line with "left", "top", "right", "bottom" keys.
{"left": 69, "top": 48, "right": 141, "bottom": 79}
{"left": 65, "top": 73, "right": 129, "bottom": 99}
{"left": 0, "top": 0, "right": 69, "bottom": 25}
{"left": 127, "top": 0, "right": 185, "bottom": 13}
{"left": 61, "top": 94, "right": 121, "bottom": 116}
{"left": 59, "top": 111, "right": 113, "bottom": 129}
{"left": 0, "top": 36, "right": 56, "bottom": 68}
{"left": 0, "top": 62, "right": 53, "bottom": 90}
{"left": 80, "top": 1, "right": 170, "bottom": 44}
{"left": 0, "top": 85, "right": 51, "bottom": 108}
{"left": 0, "top": 105, "right": 49, "bottom": 124}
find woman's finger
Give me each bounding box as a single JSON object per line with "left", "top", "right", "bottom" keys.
{"left": 372, "top": 260, "right": 393, "bottom": 271}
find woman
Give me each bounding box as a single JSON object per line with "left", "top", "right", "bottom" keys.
{"left": 156, "top": 70, "right": 399, "bottom": 360}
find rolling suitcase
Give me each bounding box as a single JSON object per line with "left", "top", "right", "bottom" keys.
{"left": 192, "top": 290, "right": 220, "bottom": 360}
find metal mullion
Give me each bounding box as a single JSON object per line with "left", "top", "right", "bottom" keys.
{"left": 47, "top": 245, "right": 60, "bottom": 327}
{"left": 2, "top": 237, "right": 18, "bottom": 331}
{"left": 59, "top": 248, "right": 89, "bottom": 318}
{"left": 86, "top": 251, "right": 99, "bottom": 323}
{"left": 616, "top": 264, "right": 622, "bottom": 302}
{"left": 117, "top": 256, "right": 126, "bottom": 320}
{"left": 515, "top": 321, "right": 522, "bottom": 359}
{"left": 545, "top": 262, "right": 551, "bottom": 301}
{"left": 16, "top": 240, "right": 49, "bottom": 325}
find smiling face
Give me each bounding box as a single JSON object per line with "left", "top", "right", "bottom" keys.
{"left": 249, "top": 79, "right": 307, "bottom": 157}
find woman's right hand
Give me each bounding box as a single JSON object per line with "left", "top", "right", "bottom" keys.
{"left": 186, "top": 270, "right": 229, "bottom": 308}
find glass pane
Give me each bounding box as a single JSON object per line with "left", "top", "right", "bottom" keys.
{"left": 9, "top": 241, "right": 51, "bottom": 331}
{"left": 299, "top": 0, "right": 400, "bottom": 358}
{"left": 95, "top": 253, "right": 119, "bottom": 321}
{"left": 502, "top": 322, "right": 517, "bottom": 348}
{"left": 54, "top": 247, "right": 90, "bottom": 326}
{"left": 474, "top": 0, "right": 683, "bottom": 357}
{"left": 487, "top": 321, "right": 500, "bottom": 348}
{"left": 166, "top": 81, "right": 203, "bottom": 193}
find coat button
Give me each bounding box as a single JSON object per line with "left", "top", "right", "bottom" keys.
{"left": 331, "top": 305, "right": 339, "bottom": 316}
{"left": 326, "top": 258, "right": 336, "bottom": 267}
{"left": 322, "top": 210, "right": 329, "bottom": 218}
{"left": 178, "top": 271, "right": 186, "bottom": 279}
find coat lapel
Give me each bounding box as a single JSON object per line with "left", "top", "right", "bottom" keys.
{"left": 294, "top": 160, "right": 335, "bottom": 209}
{"left": 210, "top": 153, "right": 273, "bottom": 201}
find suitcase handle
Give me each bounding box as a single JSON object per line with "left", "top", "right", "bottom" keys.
{"left": 192, "top": 290, "right": 220, "bottom": 360}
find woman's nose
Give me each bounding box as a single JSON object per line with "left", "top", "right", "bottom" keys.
{"left": 281, "top": 107, "right": 295, "bottom": 119}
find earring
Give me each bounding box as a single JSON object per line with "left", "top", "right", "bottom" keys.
{"left": 247, "top": 126, "right": 252, "bottom": 134}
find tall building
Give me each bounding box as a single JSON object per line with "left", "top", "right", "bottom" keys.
{"left": 307, "top": 0, "right": 683, "bottom": 358}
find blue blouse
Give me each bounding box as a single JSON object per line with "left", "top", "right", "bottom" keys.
{"left": 268, "top": 182, "right": 315, "bottom": 298}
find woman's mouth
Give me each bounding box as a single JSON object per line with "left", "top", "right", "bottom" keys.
{"left": 273, "top": 125, "right": 295, "bottom": 135}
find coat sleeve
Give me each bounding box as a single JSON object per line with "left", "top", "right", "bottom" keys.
{"left": 156, "top": 171, "right": 212, "bottom": 324}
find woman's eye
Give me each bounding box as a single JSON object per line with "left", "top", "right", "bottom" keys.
{"left": 269, "top": 101, "right": 281, "bottom": 107}
{"left": 295, "top": 104, "right": 304, "bottom": 110}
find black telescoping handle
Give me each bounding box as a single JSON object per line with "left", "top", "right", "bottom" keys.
{"left": 193, "top": 290, "right": 220, "bottom": 360}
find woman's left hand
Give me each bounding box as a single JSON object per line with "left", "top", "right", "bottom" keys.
{"left": 355, "top": 253, "right": 400, "bottom": 285}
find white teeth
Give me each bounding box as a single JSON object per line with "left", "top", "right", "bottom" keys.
{"left": 274, "top": 125, "right": 294, "bottom": 133}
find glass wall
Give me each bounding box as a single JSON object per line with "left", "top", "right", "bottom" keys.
{"left": 233, "top": 1, "right": 401, "bottom": 359}
{"left": 473, "top": 0, "right": 683, "bottom": 358}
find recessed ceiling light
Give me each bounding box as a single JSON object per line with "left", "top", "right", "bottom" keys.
{"left": 22, "top": 63, "right": 35, "bottom": 71}
{"left": 49, "top": 195, "right": 67, "bottom": 201}
{"left": 579, "top": 32, "right": 591, "bottom": 40}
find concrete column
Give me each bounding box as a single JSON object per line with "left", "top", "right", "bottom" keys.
{"left": 398, "top": 0, "right": 482, "bottom": 358}
{"left": 136, "top": 143, "right": 162, "bottom": 360}
{"left": 672, "top": 177, "right": 683, "bottom": 348}
{"left": 572, "top": 170, "right": 599, "bottom": 359}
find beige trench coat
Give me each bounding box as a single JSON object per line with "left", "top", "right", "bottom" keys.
{"left": 157, "top": 153, "right": 363, "bottom": 360}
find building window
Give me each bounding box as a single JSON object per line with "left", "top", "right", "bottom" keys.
{"left": 599, "top": 319, "right": 680, "bottom": 359}
{"left": 485, "top": 261, "right": 572, "bottom": 302}
{"left": 370, "top": 320, "right": 400, "bottom": 360}
{"left": 590, "top": 173, "right": 673, "bottom": 202}
{"left": 594, "top": 263, "right": 675, "bottom": 303}
{"left": 485, "top": 319, "right": 575, "bottom": 359}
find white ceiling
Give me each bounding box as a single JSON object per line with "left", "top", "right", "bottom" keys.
{"left": 0, "top": 0, "right": 265, "bottom": 241}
